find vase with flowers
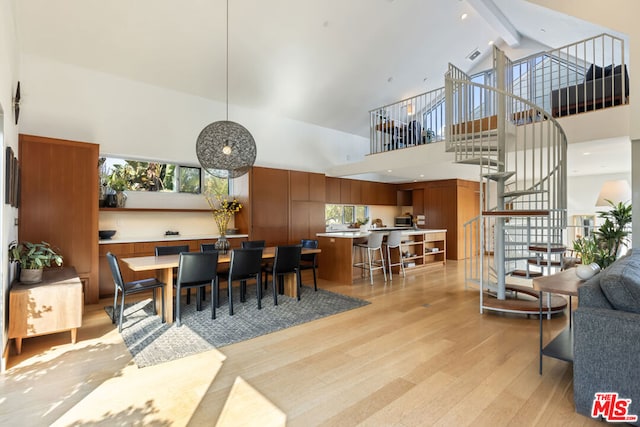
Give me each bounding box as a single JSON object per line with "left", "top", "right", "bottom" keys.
{"left": 205, "top": 193, "right": 242, "bottom": 254}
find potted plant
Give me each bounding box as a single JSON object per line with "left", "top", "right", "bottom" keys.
{"left": 572, "top": 235, "right": 601, "bottom": 279}
{"left": 9, "top": 241, "right": 63, "bottom": 284}
{"left": 594, "top": 200, "right": 632, "bottom": 268}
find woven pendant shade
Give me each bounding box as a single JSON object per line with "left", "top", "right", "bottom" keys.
{"left": 196, "top": 120, "right": 256, "bottom": 179}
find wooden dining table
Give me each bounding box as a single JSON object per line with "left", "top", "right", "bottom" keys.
{"left": 121, "top": 247, "right": 321, "bottom": 324}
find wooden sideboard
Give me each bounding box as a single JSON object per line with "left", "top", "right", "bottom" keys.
{"left": 9, "top": 267, "right": 83, "bottom": 354}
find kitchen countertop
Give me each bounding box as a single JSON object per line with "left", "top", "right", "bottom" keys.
{"left": 99, "top": 234, "right": 249, "bottom": 244}
{"left": 316, "top": 229, "right": 446, "bottom": 239}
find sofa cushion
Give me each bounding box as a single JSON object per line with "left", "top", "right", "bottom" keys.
{"left": 599, "top": 252, "right": 640, "bottom": 314}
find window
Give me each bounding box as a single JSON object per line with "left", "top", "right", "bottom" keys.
{"left": 99, "top": 156, "right": 228, "bottom": 195}
{"left": 325, "top": 204, "right": 369, "bottom": 226}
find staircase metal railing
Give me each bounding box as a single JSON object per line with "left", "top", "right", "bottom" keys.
{"left": 369, "top": 87, "right": 446, "bottom": 154}
{"left": 446, "top": 47, "right": 568, "bottom": 311}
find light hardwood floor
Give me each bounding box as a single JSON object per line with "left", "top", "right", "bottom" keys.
{"left": 0, "top": 261, "right": 600, "bottom": 426}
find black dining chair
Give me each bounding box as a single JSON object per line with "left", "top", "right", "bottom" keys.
{"left": 242, "top": 240, "right": 271, "bottom": 285}
{"left": 175, "top": 252, "right": 218, "bottom": 326}
{"left": 226, "top": 247, "right": 264, "bottom": 315}
{"left": 201, "top": 243, "right": 227, "bottom": 304}
{"left": 270, "top": 245, "right": 303, "bottom": 305}
{"left": 106, "top": 252, "right": 165, "bottom": 332}
{"left": 299, "top": 239, "right": 319, "bottom": 291}
{"left": 155, "top": 245, "right": 194, "bottom": 303}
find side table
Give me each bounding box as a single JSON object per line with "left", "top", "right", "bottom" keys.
{"left": 9, "top": 267, "right": 83, "bottom": 354}
{"left": 532, "top": 268, "right": 582, "bottom": 374}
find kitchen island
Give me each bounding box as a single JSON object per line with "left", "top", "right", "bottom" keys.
{"left": 317, "top": 229, "right": 446, "bottom": 284}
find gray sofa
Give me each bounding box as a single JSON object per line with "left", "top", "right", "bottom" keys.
{"left": 573, "top": 250, "right": 640, "bottom": 424}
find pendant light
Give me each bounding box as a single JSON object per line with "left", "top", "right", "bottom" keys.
{"left": 196, "top": 0, "right": 256, "bottom": 179}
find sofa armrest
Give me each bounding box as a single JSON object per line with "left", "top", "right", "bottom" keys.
{"left": 573, "top": 307, "right": 640, "bottom": 424}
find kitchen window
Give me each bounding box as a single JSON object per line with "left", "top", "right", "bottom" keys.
{"left": 325, "top": 204, "right": 369, "bottom": 227}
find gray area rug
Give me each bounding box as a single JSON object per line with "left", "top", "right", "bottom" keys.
{"left": 105, "top": 285, "right": 370, "bottom": 368}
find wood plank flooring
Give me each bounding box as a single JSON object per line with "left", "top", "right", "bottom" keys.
{"left": 0, "top": 261, "right": 600, "bottom": 426}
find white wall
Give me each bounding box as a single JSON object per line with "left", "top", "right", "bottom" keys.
{"left": 0, "top": 0, "right": 20, "bottom": 369}
{"left": 19, "top": 54, "right": 370, "bottom": 176}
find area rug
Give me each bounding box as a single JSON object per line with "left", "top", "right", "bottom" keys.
{"left": 105, "top": 285, "right": 370, "bottom": 368}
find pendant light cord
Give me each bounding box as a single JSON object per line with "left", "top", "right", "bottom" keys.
{"left": 225, "top": 0, "right": 229, "bottom": 121}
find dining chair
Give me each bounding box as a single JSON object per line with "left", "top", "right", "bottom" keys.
{"left": 299, "top": 239, "right": 319, "bottom": 291}
{"left": 106, "top": 252, "right": 165, "bottom": 332}
{"left": 226, "top": 247, "right": 264, "bottom": 315}
{"left": 270, "top": 244, "right": 303, "bottom": 305}
{"left": 385, "top": 230, "right": 406, "bottom": 280}
{"left": 155, "top": 245, "right": 193, "bottom": 303}
{"left": 201, "top": 243, "right": 226, "bottom": 304}
{"left": 175, "top": 251, "right": 218, "bottom": 326}
{"left": 241, "top": 240, "right": 270, "bottom": 286}
{"left": 354, "top": 232, "right": 387, "bottom": 285}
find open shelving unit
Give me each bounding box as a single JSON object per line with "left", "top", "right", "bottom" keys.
{"left": 396, "top": 231, "right": 447, "bottom": 271}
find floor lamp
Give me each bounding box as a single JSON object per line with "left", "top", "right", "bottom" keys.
{"left": 595, "top": 179, "right": 631, "bottom": 207}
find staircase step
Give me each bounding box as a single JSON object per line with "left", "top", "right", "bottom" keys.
{"left": 504, "top": 189, "right": 547, "bottom": 198}
{"left": 482, "top": 209, "right": 550, "bottom": 217}
{"left": 527, "top": 258, "right": 563, "bottom": 267}
{"left": 483, "top": 171, "right": 516, "bottom": 181}
{"left": 529, "top": 243, "right": 566, "bottom": 253}
{"left": 457, "top": 157, "right": 503, "bottom": 167}
{"left": 511, "top": 269, "right": 543, "bottom": 278}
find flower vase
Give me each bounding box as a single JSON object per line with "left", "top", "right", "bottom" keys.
{"left": 115, "top": 191, "right": 127, "bottom": 208}
{"left": 215, "top": 235, "right": 230, "bottom": 254}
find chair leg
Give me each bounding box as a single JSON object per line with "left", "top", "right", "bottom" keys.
{"left": 176, "top": 285, "right": 182, "bottom": 327}
{"left": 272, "top": 274, "right": 278, "bottom": 306}
{"left": 387, "top": 246, "right": 393, "bottom": 281}
{"left": 228, "top": 279, "right": 234, "bottom": 316}
{"left": 212, "top": 279, "right": 218, "bottom": 319}
{"left": 152, "top": 287, "right": 158, "bottom": 314}
{"left": 160, "top": 286, "right": 165, "bottom": 323}
{"left": 240, "top": 280, "right": 246, "bottom": 303}
{"left": 119, "top": 292, "right": 126, "bottom": 333}
{"left": 312, "top": 266, "right": 317, "bottom": 291}
{"left": 398, "top": 246, "right": 406, "bottom": 277}
{"left": 297, "top": 270, "right": 302, "bottom": 301}
{"left": 257, "top": 274, "right": 262, "bottom": 310}
{"left": 186, "top": 288, "right": 191, "bottom": 305}
{"left": 367, "top": 248, "right": 374, "bottom": 285}
{"left": 196, "top": 288, "right": 203, "bottom": 311}
{"left": 112, "top": 288, "right": 118, "bottom": 324}
{"left": 379, "top": 247, "right": 387, "bottom": 282}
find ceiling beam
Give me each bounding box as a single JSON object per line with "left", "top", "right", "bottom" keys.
{"left": 467, "top": 0, "right": 521, "bottom": 47}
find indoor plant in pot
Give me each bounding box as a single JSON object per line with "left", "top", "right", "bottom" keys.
{"left": 9, "top": 241, "right": 64, "bottom": 284}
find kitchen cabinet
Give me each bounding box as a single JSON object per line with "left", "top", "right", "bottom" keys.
{"left": 325, "top": 177, "right": 341, "bottom": 203}
{"left": 397, "top": 190, "right": 413, "bottom": 207}
{"left": 19, "top": 134, "right": 99, "bottom": 304}
{"left": 250, "top": 167, "right": 290, "bottom": 246}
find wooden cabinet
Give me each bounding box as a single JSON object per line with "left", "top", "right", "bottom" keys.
{"left": 19, "top": 134, "right": 99, "bottom": 304}
{"left": 9, "top": 267, "right": 83, "bottom": 354}
{"left": 340, "top": 179, "right": 351, "bottom": 204}
{"left": 397, "top": 190, "right": 413, "bottom": 207}
{"left": 325, "top": 177, "right": 341, "bottom": 203}
{"left": 250, "top": 167, "right": 290, "bottom": 246}
{"left": 396, "top": 231, "right": 446, "bottom": 272}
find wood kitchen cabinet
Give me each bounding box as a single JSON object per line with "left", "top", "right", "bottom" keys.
{"left": 19, "top": 134, "right": 99, "bottom": 304}
{"left": 249, "top": 167, "right": 290, "bottom": 246}
{"left": 325, "top": 177, "right": 341, "bottom": 203}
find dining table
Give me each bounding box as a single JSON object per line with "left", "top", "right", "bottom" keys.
{"left": 121, "top": 246, "right": 321, "bottom": 324}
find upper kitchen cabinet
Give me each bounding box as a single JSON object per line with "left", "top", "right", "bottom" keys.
{"left": 19, "top": 134, "right": 99, "bottom": 304}
{"left": 290, "top": 171, "right": 325, "bottom": 202}
{"left": 362, "top": 181, "right": 396, "bottom": 206}
{"left": 325, "top": 177, "right": 341, "bottom": 204}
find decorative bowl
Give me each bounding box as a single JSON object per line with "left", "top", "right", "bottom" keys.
{"left": 99, "top": 230, "right": 117, "bottom": 240}
{"left": 575, "top": 262, "right": 601, "bottom": 280}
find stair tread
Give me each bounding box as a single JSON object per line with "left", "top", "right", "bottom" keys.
{"left": 527, "top": 258, "right": 563, "bottom": 266}
{"left": 483, "top": 171, "right": 516, "bottom": 181}
{"left": 482, "top": 209, "right": 550, "bottom": 217}
{"left": 457, "top": 157, "right": 503, "bottom": 167}
{"left": 529, "top": 243, "right": 566, "bottom": 252}
{"left": 504, "top": 189, "right": 547, "bottom": 197}
{"left": 511, "top": 270, "right": 543, "bottom": 278}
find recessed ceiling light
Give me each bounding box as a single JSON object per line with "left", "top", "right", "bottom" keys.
{"left": 461, "top": 13, "right": 468, "bottom": 20}
{"left": 488, "top": 40, "right": 494, "bottom": 45}
{"left": 583, "top": 152, "right": 591, "bottom": 155}
{"left": 419, "top": 174, "right": 424, "bottom": 178}
{"left": 387, "top": 169, "right": 392, "bottom": 173}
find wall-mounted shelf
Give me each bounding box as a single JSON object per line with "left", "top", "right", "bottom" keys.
{"left": 99, "top": 208, "right": 210, "bottom": 212}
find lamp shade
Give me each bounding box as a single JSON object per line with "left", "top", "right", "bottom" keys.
{"left": 595, "top": 179, "right": 631, "bottom": 206}
{"left": 196, "top": 120, "right": 256, "bottom": 179}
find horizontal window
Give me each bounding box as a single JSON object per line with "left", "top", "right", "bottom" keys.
{"left": 325, "top": 204, "right": 369, "bottom": 227}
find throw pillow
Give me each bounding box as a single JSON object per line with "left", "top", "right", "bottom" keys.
{"left": 599, "top": 252, "right": 640, "bottom": 314}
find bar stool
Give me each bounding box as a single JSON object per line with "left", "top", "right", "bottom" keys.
{"left": 353, "top": 232, "right": 387, "bottom": 285}
{"left": 385, "top": 230, "right": 405, "bottom": 280}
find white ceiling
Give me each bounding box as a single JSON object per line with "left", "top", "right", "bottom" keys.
{"left": 13, "top": 0, "right": 627, "bottom": 182}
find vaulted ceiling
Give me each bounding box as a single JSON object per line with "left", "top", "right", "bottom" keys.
{"left": 13, "top": 0, "right": 628, "bottom": 181}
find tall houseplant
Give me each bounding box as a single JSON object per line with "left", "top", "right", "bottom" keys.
{"left": 9, "top": 241, "right": 63, "bottom": 284}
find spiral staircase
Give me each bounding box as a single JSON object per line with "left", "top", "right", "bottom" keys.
{"left": 446, "top": 46, "right": 568, "bottom": 314}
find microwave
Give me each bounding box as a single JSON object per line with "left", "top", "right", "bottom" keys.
{"left": 394, "top": 216, "right": 413, "bottom": 227}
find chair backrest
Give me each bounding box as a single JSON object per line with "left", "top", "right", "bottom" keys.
{"left": 106, "top": 252, "right": 125, "bottom": 291}
{"left": 155, "top": 244, "right": 190, "bottom": 256}
{"left": 300, "top": 239, "right": 318, "bottom": 263}
{"left": 200, "top": 243, "right": 216, "bottom": 252}
{"left": 386, "top": 231, "right": 403, "bottom": 248}
{"left": 176, "top": 252, "right": 219, "bottom": 285}
{"left": 273, "top": 245, "right": 302, "bottom": 275}
{"left": 367, "top": 232, "right": 385, "bottom": 249}
{"left": 241, "top": 240, "right": 266, "bottom": 249}
{"left": 229, "top": 248, "right": 264, "bottom": 280}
